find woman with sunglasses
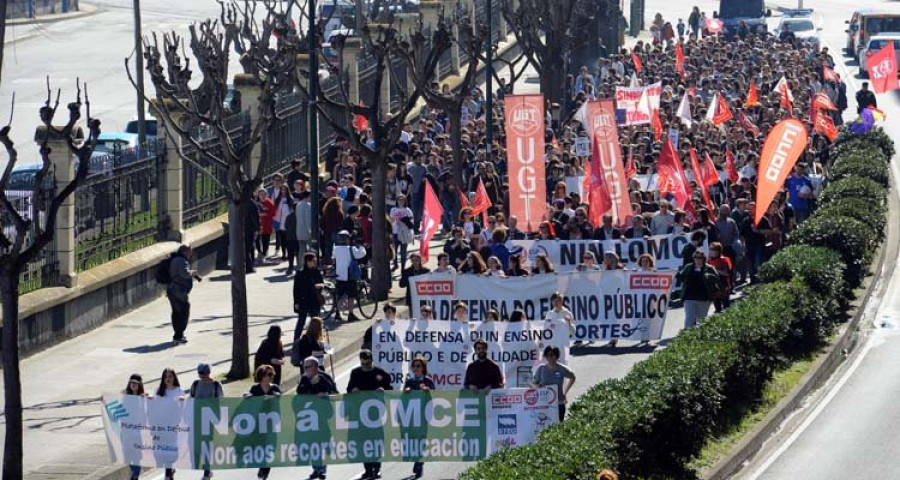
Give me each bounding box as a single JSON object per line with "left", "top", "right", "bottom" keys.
{"left": 297, "top": 356, "right": 338, "bottom": 480}
{"left": 155, "top": 369, "right": 184, "bottom": 480}
{"left": 124, "top": 374, "right": 146, "bottom": 480}
{"left": 248, "top": 365, "right": 282, "bottom": 480}
{"left": 404, "top": 356, "right": 436, "bottom": 478}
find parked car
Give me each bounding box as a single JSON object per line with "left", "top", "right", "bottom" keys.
{"left": 847, "top": 10, "right": 900, "bottom": 59}
{"left": 92, "top": 132, "right": 144, "bottom": 169}
{"left": 124, "top": 117, "right": 158, "bottom": 140}
{"left": 2, "top": 162, "right": 53, "bottom": 243}
{"left": 859, "top": 34, "right": 900, "bottom": 77}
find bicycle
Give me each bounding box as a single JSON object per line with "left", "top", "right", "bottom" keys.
{"left": 319, "top": 263, "right": 379, "bottom": 321}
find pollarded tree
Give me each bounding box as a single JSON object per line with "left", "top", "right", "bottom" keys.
{"left": 0, "top": 81, "right": 100, "bottom": 480}
{"left": 297, "top": 20, "right": 449, "bottom": 300}
{"left": 128, "top": 0, "right": 297, "bottom": 379}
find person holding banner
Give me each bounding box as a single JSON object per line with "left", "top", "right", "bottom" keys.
{"left": 454, "top": 303, "right": 470, "bottom": 322}
{"left": 400, "top": 253, "right": 430, "bottom": 310}
{"left": 420, "top": 304, "right": 436, "bottom": 321}
{"left": 434, "top": 252, "right": 457, "bottom": 274}
{"left": 347, "top": 349, "right": 393, "bottom": 480}
{"left": 464, "top": 339, "right": 505, "bottom": 391}
{"left": 677, "top": 250, "right": 721, "bottom": 328}
{"left": 443, "top": 227, "right": 471, "bottom": 269}
{"left": 123, "top": 374, "right": 147, "bottom": 480}
{"left": 546, "top": 292, "right": 576, "bottom": 340}
{"left": 485, "top": 256, "right": 507, "bottom": 277}
{"left": 403, "top": 356, "right": 436, "bottom": 478}
{"left": 247, "top": 365, "right": 282, "bottom": 480}
{"left": 459, "top": 252, "right": 488, "bottom": 275}
{"left": 576, "top": 252, "right": 601, "bottom": 271}
{"left": 592, "top": 215, "right": 622, "bottom": 241}
{"left": 530, "top": 253, "right": 556, "bottom": 275}
{"left": 296, "top": 357, "right": 338, "bottom": 480}
{"left": 532, "top": 346, "right": 576, "bottom": 420}
{"left": 636, "top": 254, "right": 658, "bottom": 346}
{"left": 155, "top": 369, "right": 184, "bottom": 480}
{"left": 506, "top": 254, "right": 530, "bottom": 277}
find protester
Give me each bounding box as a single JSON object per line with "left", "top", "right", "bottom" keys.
{"left": 677, "top": 250, "right": 720, "bottom": 328}
{"left": 293, "top": 252, "right": 325, "bottom": 340}
{"left": 403, "top": 356, "right": 436, "bottom": 478}
{"left": 531, "top": 253, "right": 556, "bottom": 274}
{"left": 124, "top": 374, "right": 146, "bottom": 480}
{"left": 546, "top": 291, "right": 576, "bottom": 340}
{"left": 454, "top": 302, "right": 469, "bottom": 322}
{"left": 333, "top": 230, "right": 367, "bottom": 322}
{"left": 347, "top": 349, "right": 393, "bottom": 480}
{"left": 292, "top": 317, "right": 326, "bottom": 368}
{"left": 420, "top": 303, "right": 435, "bottom": 321}
{"left": 577, "top": 251, "right": 601, "bottom": 271}
{"left": 635, "top": 254, "right": 657, "bottom": 345}
{"left": 707, "top": 242, "right": 733, "bottom": 312}
{"left": 246, "top": 365, "right": 281, "bottom": 480}
{"left": 254, "top": 325, "right": 286, "bottom": 385}
{"left": 459, "top": 251, "right": 488, "bottom": 274}
{"left": 390, "top": 194, "right": 415, "bottom": 270}
{"left": 297, "top": 356, "right": 337, "bottom": 479}
{"left": 532, "top": 346, "right": 576, "bottom": 419}
{"left": 434, "top": 252, "right": 458, "bottom": 273}
{"left": 443, "top": 226, "right": 471, "bottom": 268}
{"left": 506, "top": 254, "right": 530, "bottom": 277}
{"left": 256, "top": 189, "right": 276, "bottom": 259}
{"left": 400, "top": 252, "right": 430, "bottom": 310}
{"left": 464, "top": 339, "right": 504, "bottom": 391}
{"left": 156, "top": 368, "right": 183, "bottom": 480}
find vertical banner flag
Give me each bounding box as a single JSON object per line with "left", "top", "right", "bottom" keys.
{"left": 739, "top": 110, "right": 760, "bottom": 135}
{"left": 867, "top": 41, "right": 899, "bottom": 94}
{"left": 420, "top": 181, "right": 443, "bottom": 262}
{"left": 755, "top": 119, "right": 808, "bottom": 225}
{"left": 505, "top": 95, "right": 547, "bottom": 232}
{"left": 593, "top": 100, "right": 631, "bottom": 227}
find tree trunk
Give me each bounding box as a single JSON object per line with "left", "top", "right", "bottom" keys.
{"left": 370, "top": 159, "right": 390, "bottom": 301}
{"left": 449, "top": 106, "right": 464, "bottom": 190}
{"left": 227, "top": 200, "right": 250, "bottom": 379}
{"left": 540, "top": 55, "right": 566, "bottom": 121}
{"left": 1, "top": 269, "right": 23, "bottom": 480}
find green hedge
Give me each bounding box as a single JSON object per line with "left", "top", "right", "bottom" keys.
{"left": 817, "top": 176, "right": 887, "bottom": 206}
{"left": 461, "top": 129, "right": 891, "bottom": 480}
{"left": 830, "top": 155, "right": 890, "bottom": 188}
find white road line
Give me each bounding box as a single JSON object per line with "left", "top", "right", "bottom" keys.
{"left": 743, "top": 334, "right": 876, "bottom": 480}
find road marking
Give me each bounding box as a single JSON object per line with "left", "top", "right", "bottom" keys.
{"left": 743, "top": 332, "right": 876, "bottom": 480}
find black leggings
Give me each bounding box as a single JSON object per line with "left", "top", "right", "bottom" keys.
{"left": 256, "top": 234, "right": 271, "bottom": 257}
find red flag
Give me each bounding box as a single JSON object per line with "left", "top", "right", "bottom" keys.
{"left": 725, "top": 149, "right": 739, "bottom": 184}
{"left": 706, "top": 18, "right": 724, "bottom": 34}
{"left": 675, "top": 43, "right": 685, "bottom": 77}
{"left": 624, "top": 151, "right": 637, "bottom": 179}
{"left": 471, "top": 178, "right": 493, "bottom": 226}
{"left": 823, "top": 66, "right": 841, "bottom": 84}
{"left": 352, "top": 102, "right": 369, "bottom": 132}
{"left": 587, "top": 135, "right": 613, "bottom": 226}
{"left": 744, "top": 80, "right": 759, "bottom": 107}
{"left": 713, "top": 94, "right": 733, "bottom": 125}
{"left": 592, "top": 100, "right": 630, "bottom": 227}
{"left": 814, "top": 91, "right": 838, "bottom": 111}
{"left": 551, "top": 133, "right": 561, "bottom": 152}
{"left": 632, "top": 52, "right": 643, "bottom": 74}
{"left": 690, "top": 149, "right": 715, "bottom": 212}
{"left": 652, "top": 108, "right": 663, "bottom": 141}
{"left": 702, "top": 152, "right": 720, "bottom": 188}
{"left": 738, "top": 110, "right": 760, "bottom": 135}
{"left": 419, "top": 181, "right": 443, "bottom": 262}
{"left": 809, "top": 96, "right": 818, "bottom": 126}
{"left": 776, "top": 77, "right": 793, "bottom": 111}
{"left": 867, "top": 41, "right": 899, "bottom": 94}
{"left": 815, "top": 112, "right": 839, "bottom": 142}
{"left": 457, "top": 189, "right": 470, "bottom": 209}
{"left": 658, "top": 139, "right": 691, "bottom": 211}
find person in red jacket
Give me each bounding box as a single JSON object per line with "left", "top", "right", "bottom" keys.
{"left": 706, "top": 242, "right": 733, "bottom": 312}
{"left": 256, "top": 189, "right": 277, "bottom": 260}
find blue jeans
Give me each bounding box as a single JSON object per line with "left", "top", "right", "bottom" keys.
{"left": 129, "top": 465, "right": 141, "bottom": 478}
{"left": 684, "top": 300, "right": 711, "bottom": 328}
{"left": 394, "top": 234, "right": 409, "bottom": 268}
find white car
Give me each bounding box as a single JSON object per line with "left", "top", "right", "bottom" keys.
{"left": 859, "top": 33, "right": 900, "bottom": 77}
{"left": 774, "top": 16, "right": 822, "bottom": 48}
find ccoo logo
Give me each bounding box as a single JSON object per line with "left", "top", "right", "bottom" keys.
{"left": 630, "top": 274, "right": 673, "bottom": 290}
{"left": 416, "top": 280, "right": 454, "bottom": 296}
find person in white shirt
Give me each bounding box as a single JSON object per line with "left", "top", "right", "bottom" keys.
{"left": 453, "top": 303, "right": 469, "bottom": 322}
{"left": 155, "top": 368, "right": 185, "bottom": 480}
{"left": 332, "top": 230, "right": 367, "bottom": 322}
{"left": 545, "top": 292, "right": 576, "bottom": 344}
{"left": 390, "top": 195, "right": 415, "bottom": 270}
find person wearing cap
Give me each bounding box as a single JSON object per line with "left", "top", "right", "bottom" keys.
{"left": 188, "top": 363, "right": 223, "bottom": 480}
{"left": 297, "top": 356, "right": 337, "bottom": 480}
{"left": 347, "top": 349, "right": 393, "bottom": 480}
{"left": 333, "top": 229, "right": 367, "bottom": 322}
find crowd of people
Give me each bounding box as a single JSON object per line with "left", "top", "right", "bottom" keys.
{"left": 146, "top": 5, "right": 863, "bottom": 479}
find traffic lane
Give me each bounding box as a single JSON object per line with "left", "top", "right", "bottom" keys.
{"left": 143, "top": 307, "right": 688, "bottom": 480}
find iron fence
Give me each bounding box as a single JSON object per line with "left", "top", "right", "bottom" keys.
{"left": 181, "top": 111, "right": 251, "bottom": 229}
{"left": 1, "top": 176, "right": 59, "bottom": 294}
{"left": 264, "top": 92, "right": 307, "bottom": 180}
{"left": 74, "top": 139, "right": 166, "bottom": 271}
{"left": 389, "top": 56, "right": 408, "bottom": 112}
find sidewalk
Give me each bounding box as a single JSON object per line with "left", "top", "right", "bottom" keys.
{"left": 5, "top": 3, "right": 98, "bottom": 45}
{"left": 1, "top": 232, "right": 445, "bottom": 480}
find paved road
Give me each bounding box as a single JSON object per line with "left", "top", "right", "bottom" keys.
{"left": 734, "top": 1, "right": 900, "bottom": 479}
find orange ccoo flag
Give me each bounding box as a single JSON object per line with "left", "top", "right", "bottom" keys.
{"left": 632, "top": 52, "right": 643, "bottom": 73}
{"left": 744, "top": 80, "right": 759, "bottom": 107}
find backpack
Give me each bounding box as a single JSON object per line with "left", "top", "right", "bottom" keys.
{"left": 348, "top": 257, "right": 362, "bottom": 281}
{"left": 155, "top": 255, "right": 174, "bottom": 284}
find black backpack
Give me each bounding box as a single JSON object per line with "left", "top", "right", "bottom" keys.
{"left": 155, "top": 255, "right": 174, "bottom": 284}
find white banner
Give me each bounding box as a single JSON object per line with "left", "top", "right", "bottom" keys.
{"left": 486, "top": 387, "right": 559, "bottom": 452}
{"left": 374, "top": 319, "right": 570, "bottom": 390}
{"left": 410, "top": 271, "right": 675, "bottom": 342}
{"left": 511, "top": 232, "right": 697, "bottom": 272}
{"left": 102, "top": 394, "right": 194, "bottom": 469}
{"left": 615, "top": 82, "right": 661, "bottom": 126}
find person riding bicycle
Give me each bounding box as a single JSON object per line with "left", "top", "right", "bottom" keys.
{"left": 333, "top": 230, "right": 367, "bottom": 322}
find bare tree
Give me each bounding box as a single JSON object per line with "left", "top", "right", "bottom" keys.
{"left": 501, "top": 0, "right": 604, "bottom": 109}
{"left": 298, "top": 21, "right": 448, "bottom": 300}
{"left": 128, "top": 1, "right": 297, "bottom": 379}
{"left": 395, "top": 15, "right": 486, "bottom": 190}
{"left": 0, "top": 80, "right": 100, "bottom": 480}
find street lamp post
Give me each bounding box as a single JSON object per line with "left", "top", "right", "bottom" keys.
{"left": 308, "top": 0, "right": 320, "bottom": 257}
{"left": 485, "top": 0, "right": 493, "bottom": 156}
{"left": 133, "top": 0, "right": 147, "bottom": 145}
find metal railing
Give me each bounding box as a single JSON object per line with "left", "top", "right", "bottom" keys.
{"left": 74, "top": 139, "right": 166, "bottom": 271}
{"left": 264, "top": 92, "right": 307, "bottom": 180}
{"left": 2, "top": 179, "right": 59, "bottom": 294}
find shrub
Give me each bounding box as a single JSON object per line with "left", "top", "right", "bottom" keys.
{"left": 818, "top": 177, "right": 886, "bottom": 206}
{"left": 815, "top": 198, "right": 886, "bottom": 243}
{"left": 830, "top": 155, "right": 890, "bottom": 188}
{"left": 790, "top": 213, "right": 873, "bottom": 288}
{"left": 833, "top": 127, "right": 895, "bottom": 160}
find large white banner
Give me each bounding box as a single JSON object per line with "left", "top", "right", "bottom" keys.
{"left": 373, "top": 319, "right": 570, "bottom": 390}
{"left": 410, "top": 271, "right": 675, "bottom": 342}
{"left": 615, "top": 82, "right": 662, "bottom": 126}
{"left": 102, "top": 394, "right": 194, "bottom": 469}
{"left": 511, "top": 232, "right": 697, "bottom": 272}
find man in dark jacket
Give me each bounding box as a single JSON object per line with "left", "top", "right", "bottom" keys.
{"left": 856, "top": 82, "right": 877, "bottom": 114}
{"left": 348, "top": 349, "right": 393, "bottom": 479}
{"left": 243, "top": 197, "right": 261, "bottom": 273}
{"left": 167, "top": 245, "right": 198, "bottom": 344}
